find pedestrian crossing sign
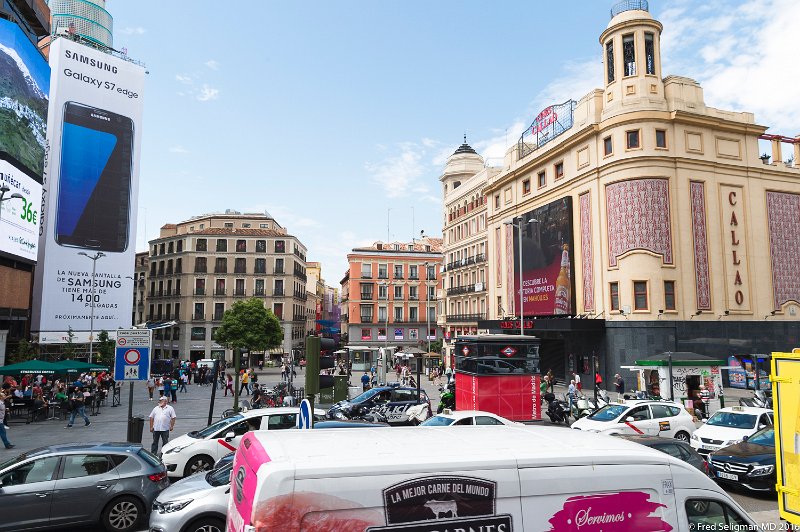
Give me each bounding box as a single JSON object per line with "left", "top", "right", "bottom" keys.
{"left": 115, "top": 329, "right": 152, "bottom": 381}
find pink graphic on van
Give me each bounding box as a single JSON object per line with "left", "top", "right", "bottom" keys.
{"left": 253, "top": 492, "right": 382, "bottom": 532}
{"left": 548, "top": 491, "right": 672, "bottom": 531}
{"left": 228, "top": 434, "right": 271, "bottom": 532}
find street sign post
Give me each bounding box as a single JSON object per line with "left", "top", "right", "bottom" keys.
{"left": 115, "top": 329, "right": 152, "bottom": 381}
{"left": 296, "top": 398, "right": 313, "bottom": 429}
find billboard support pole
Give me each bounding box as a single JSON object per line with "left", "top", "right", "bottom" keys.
{"left": 127, "top": 381, "right": 133, "bottom": 424}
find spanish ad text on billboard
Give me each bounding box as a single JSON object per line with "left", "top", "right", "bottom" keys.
{"left": 32, "top": 38, "right": 145, "bottom": 336}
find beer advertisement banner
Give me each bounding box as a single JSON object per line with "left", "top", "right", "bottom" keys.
{"left": 511, "top": 197, "right": 575, "bottom": 316}
{"left": 32, "top": 38, "right": 145, "bottom": 336}
{"left": 773, "top": 352, "right": 800, "bottom": 525}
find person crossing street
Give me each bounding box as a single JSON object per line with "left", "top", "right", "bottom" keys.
{"left": 149, "top": 396, "right": 176, "bottom": 454}
{"left": 66, "top": 386, "right": 90, "bottom": 428}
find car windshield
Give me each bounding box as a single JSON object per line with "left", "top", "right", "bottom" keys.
{"left": 206, "top": 463, "right": 233, "bottom": 487}
{"left": 706, "top": 412, "right": 757, "bottom": 429}
{"left": 746, "top": 427, "right": 775, "bottom": 447}
{"left": 588, "top": 404, "right": 628, "bottom": 421}
{"left": 420, "top": 416, "right": 456, "bottom": 427}
{"left": 350, "top": 388, "right": 381, "bottom": 404}
{"left": 194, "top": 415, "right": 243, "bottom": 438}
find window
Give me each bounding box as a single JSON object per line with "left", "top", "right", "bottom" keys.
{"left": 394, "top": 265, "right": 403, "bottom": 279}
{"left": 394, "top": 307, "right": 403, "bottom": 321}
{"left": 255, "top": 279, "right": 265, "bottom": 296}
{"left": 409, "top": 265, "right": 418, "bottom": 279}
{"left": 645, "top": 32, "right": 655, "bottom": 75}
{"left": 361, "top": 328, "right": 372, "bottom": 340}
{"left": 554, "top": 161, "right": 564, "bottom": 180}
{"left": 159, "top": 243, "right": 165, "bottom": 255}
{"left": 685, "top": 500, "right": 746, "bottom": 528}
{"left": 214, "top": 303, "right": 224, "bottom": 320}
{"left": 274, "top": 279, "right": 284, "bottom": 295}
{"left": 409, "top": 328, "right": 419, "bottom": 340}
{"left": 610, "top": 282, "right": 619, "bottom": 311}
{"left": 655, "top": 129, "right": 667, "bottom": 148}
{"left": 378, "top": 264, "right": 388, "bottom": 279}
{"left": 606, "top": 40, "right": 615, "bottom": 83}
{"left": 62, "top": 455, "right": 113, "bottom": 479}
{"left": 360, "top": 283, "right": 374, "bottom": 300}
{"left": 273, "top": 303, "right": 283, "bottom": 319}
{"left": 409, "top": 286, "right": 418, "bottom": 300}
{"left": 236, "top": 239, "right": 246, "bottom": 252}
{"left": 255, "top": 240, "right": 266, "bottom": 253}
{"left": 664, "top": 280, "right": 676, "bottom": 311}
{"left": 174, "top": 303, "right": 180, "bottom": 320}
{"left": 378, "top": 306, "right": 387, "bottom": 322}
{"left": 167, "top": 242, "right": 174, "bottom": 254}
{"left": 494, "top": 194, "right": 500, "bottom": 208}
{"left": 522, "top": 179, "right": 531, "bottom": 195}
{"left": 194, "top": 303, "right": 204, "bottom": 319}
{"left": 234, "top": 258, "right": 246, "bottom": 274}
{"left": 215, "top": 278, "right": 226, "bottom": 295}
{"left": 477, "top": 416, "right": 505, "bottom": 426}
{"left": 254, "top": 258, "right": 266, "bottom": 274}
{"left": 537, "top": 171, "right": 546, "bottom": 188}
{"left": 626, "top": 130, "right": 640, "bottom": 149}
{"left": 175, "top": 258, "right": 182, "bottom": 273}
{"left": 260, "top": 223, "right": 269, "bottom": 229}
{"left": 274, "top": 258, "right": 284, "bottom": 273}
{"left": 0, "top": 456, "right": 60, "bottom": 486}
{"left": 409, "top": 307, "right": 419, "bottom": 322}
{"left": 177, "top": 240, "right": 183, "bottom": 252}
{"left": 603, "top": 136, "right": 613, "bottom": 156}
{"left": 426, "top": 265, "right": 436, "bottom": 280}
{"left": 194, "top": 257, "right": 207, "bottom": 273}
{"left": 623, "top": 34, "right": 636, "bottom": 76}
{"left": 224, "top": 222, "right": 234, "bottom": 228}
{"left": 216, "top": 239, "right": 227, "bottom": 252}
{"left": 633, "top": 281, "right": 648, "bottom": 310}
{"left": 378, "top": 284, "right": 388, "bottom": 300}
{"left": 196, "top": 239, "right": 207, "bottom": 252}
{"left": 394, "top": 285, "right": 403, "bottom": 299}
{"left": 360, "top": 305, "right": 373, "bottom": 322}
{"left": 191, "top": 327, "right": 206, "bottom": 340}
{"left": 651, "top": 404, "right": 681, "bottom": 418}
{"left": 626, "top": 405, "right": 651, "bottom": 421}
{"left": 214, "top": 258, "right": 227, "bottom": 273}
{"left": 274, "top": 240, "right": 285, "bottom": 253}
{"left": 242, "top": 223, "right": 251, "bottom": 228}
{"left": 173, "top": 327, "right": 180, "bottom": 340}
{"left": 361, "top": 264, "right": 372, "bottom": 279}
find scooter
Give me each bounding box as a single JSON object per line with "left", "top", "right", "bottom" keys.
{"left": 739, "top": 388, "right": 772, "bottom": 409}
{"left": 587, "top": 389, "right": 611, "bottom": 411}
{"left": 437, "top": 383, "right": 455, "bottom": 413}
{"left": 544, "top": 393, "right": 569, "bottom": 425}
{"left": 571, "top": 394, "right": 593, "bottom": 419}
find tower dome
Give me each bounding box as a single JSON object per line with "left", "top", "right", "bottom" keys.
{"left": 48, "top": 0, "right": 113, "bottom": 48}
{"left": 440, "top": 135, "right": 484, "bottom": 195}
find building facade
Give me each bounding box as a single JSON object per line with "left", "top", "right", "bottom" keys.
{"left": 131, "top": 251, "right": 147, "bottom": 327}
{"left": 341, "top": 239, "right": 443, "bottom": 352}
{"left": 145, "top": 211, "right": 310, "bottom": 363}
{"left": 1, "top": 0, "right": 49, "bottom": 43}
{"left": 467, "top": 2, "right": 799, "bottom": 382}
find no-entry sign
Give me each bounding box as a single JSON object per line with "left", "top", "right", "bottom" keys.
{"left": 114, "top": 329, "right": 152, "bottom": 381}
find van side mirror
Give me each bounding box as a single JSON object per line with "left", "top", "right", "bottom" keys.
{"left": 224, "top": 431, "right": 235, "bottom": 442}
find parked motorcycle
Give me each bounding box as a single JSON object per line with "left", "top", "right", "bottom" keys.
{"left": 571, "top": 394, "right": 593, "bottom": 420}
{"left": 544, "top": 392, "right": 569, "bottom": 425}
{"left": 437, "top": 383, "right": 456, "bottom": 413}
{"left": 587, "top": 389, "right": 611, "bottom": 411}
{"left": 739, "top": 388, "right": 772, "bottom": 409}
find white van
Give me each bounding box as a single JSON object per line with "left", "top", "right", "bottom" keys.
{"left": 196, "top": 358, "right": 216, "bottom": 369}
{"left": 227, "top": 425, "right": 756, "bottom": 532}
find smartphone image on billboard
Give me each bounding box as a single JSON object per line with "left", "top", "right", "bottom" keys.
{"left": 55, "top": 102, "right": 133, "bottom": 253}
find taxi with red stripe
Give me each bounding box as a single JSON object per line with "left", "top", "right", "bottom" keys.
{"left": 571, "top": 400, "right": 696, "bottom": 442}
{"left": 161, "top": 407, "right": 325, "bottom": 478}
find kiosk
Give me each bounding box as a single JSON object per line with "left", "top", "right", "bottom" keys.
{"left": 454, "top": 334, "right": 541, "bottom": 421}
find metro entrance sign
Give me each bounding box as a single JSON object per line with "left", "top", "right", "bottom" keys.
{"left": 114, "top": 329, "right": 152, "bottom": 381}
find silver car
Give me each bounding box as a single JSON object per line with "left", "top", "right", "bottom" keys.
{"left": 0, "top": 442, "right": 169, "bottom": 532}
{"left": 149, "top": 462, "right": 230, "bottom": 532}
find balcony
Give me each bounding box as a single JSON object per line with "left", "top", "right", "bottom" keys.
{"left": 393, "top": 274, "right": 404, "bottom": 280}
{"left": 192, "top": 313, "right": 205, "bottom": 321}
{"left": 446, "top": 284, "right": 485, "bottom": 296}
{"left": 274, "top": 267, "right": 284, "bottom": 274}
{"left": 409, "top": 295, "right": 419, "bottom": 301}
{"left": 193, "top": 288, "right": 206, "bottom": 296}
{"left": 214, "top": 289, "right": 226, "bottom": 296}
{"left": 445, "top": 313, "right": 485, "bottom": 322}
{"left": 233, "top": 289, "right": 247, "bottom": 297}
{"left": 254, "top": 269, "right": 267, "bottom": 275}
{"left": 273, "top": 289, "right": 285, "bottom": 296}
{"left": 360, "top": 293, "right": 373, "bottom": 300}
{"left": 292, "top": 314, "right": 307, "bottom": 322}
{"left": 361, "top": 273, "right": 373, "bottom": 279}
{"left": 254, "top": 289, "right": 265, "bottom": 296}
{"left": 212, "top": 313, "right": 224, "bottom": 321}
{"left": 214, "top": 268, "right": 227, "bottom": 274}
{"left": 194, "top": 267, "right": 207, "bottom": 274}
{"left": 234, "top": 268, "right": 247, "bottom": 274}
{"left": 293, "top": 291, "right": 307, "bottom": 301}
{"left": 359, "top": 316, "right": 374, "bottom": 323}
{"left": 378, "top": 273, "right": 388, "bottom": 279}
{"left": 378, "top": 295, "right": 389, "bottom": 300}
{"left": 409, "top": 275, "right": 419, "bottom": 280}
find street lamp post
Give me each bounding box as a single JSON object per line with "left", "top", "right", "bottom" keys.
{"left": 78, "top": 251, "right": 106, "bottom": 363}
{"left": 0, "top": 185, "right": 24, "bottom": 223}
{"left": 504, "top": 217, "right": 537, "bottom": 337}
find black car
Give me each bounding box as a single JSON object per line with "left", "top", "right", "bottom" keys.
{"left": 616, "top": 434, "right": 707, "bottom": 474}
{"left": 327, "top": 386, "right": 431, "bottom": 425}
{"left": 708, "top": 426, "right": 775, "bottom": 492}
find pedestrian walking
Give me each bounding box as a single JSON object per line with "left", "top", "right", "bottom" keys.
{"left": 614, "top": 373, "right": 625, "bottom": 399}
{"left": 157, "top": 377, "right": 165, "bottom": 398}
{"left": 149, "top": 396, "right": 176, "bottom": 454}
{"left": 361, "top": 372, "right": 370, "bottom": 391}
{"left": 573, "top": 372, "right": 582, "bottom": 393}
{"left": 240, "top": 370, "right": 250, "bottom": 396}
{"left": 567, "top": 380, "right": 577, "bottom": 415}
{"left": 224, "top": 374, "right": 234, "bottom": 396}
{"left": 146, "top": 377, "right": 155, "bottom": 400}
{"left": 66, "top": 386, "right": 91, "bottom": 428}
{"left": 280, "top": 363, "right": 287, "bottom": 381}
{"left": 595, "top": 371, "right": 603, "bottom": 388}
{"left": 163, "top": 375, "right": 173, "bottom": 403}
{"left": 179, "top": 372, "right": 188, "bottom": 393}
{"left": 0, "top": 393, "right": 13, "bottom": 449}
{"left": 170, "top": 376, "right": 178, "bottom": 403}
{"left": 546, "top": 369, "right": 555, "bottom": 393}
{"left": 540, "top": 375, "right": 549, "bottom": 396}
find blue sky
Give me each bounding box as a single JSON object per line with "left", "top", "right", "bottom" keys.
{"left": 110, "top": 0, "right": 800, "bottom": 284}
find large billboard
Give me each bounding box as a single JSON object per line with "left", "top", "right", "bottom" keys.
{"left": 0, "top": 18, "right": 50, "bottom": 178}
{"left": 32, "top": 38, "right": 145, "bottom": 337}
{"left": 510, "top": 197, "right": 575, "bottom": 316}
{"left": 0, "top": 160, "right": 42, "bottom": 261}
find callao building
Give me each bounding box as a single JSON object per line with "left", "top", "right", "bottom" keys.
{"left": 440, "top": 1, "right": 800, "bottom": 383}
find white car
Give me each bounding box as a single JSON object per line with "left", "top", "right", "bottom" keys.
{"left": 420, "top": 409, "right": 520, "bottom": 426}
{"left": 690, "top": 406, "right": 774, "bottom": 457}
{"left": 161, "top": 407, "right": 325, "bottom": 478}
{"left": 571, "top": 400, "right": 696, "bottom": 441}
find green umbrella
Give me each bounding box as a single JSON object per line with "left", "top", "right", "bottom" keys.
{"left": 0, "top": 359, "right": 71, "bottom": 375}
{"left": 59, "top": 360, "right": 109, "bottom": 373}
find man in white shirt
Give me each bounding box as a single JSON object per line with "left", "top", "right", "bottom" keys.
{"left": 149, "top": 396, "right": 176, "bottom": 454}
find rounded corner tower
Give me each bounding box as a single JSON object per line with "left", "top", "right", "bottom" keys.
{"left": 440, "top": 136, "right": 484, "bottom": 197}
{"left": 600, "top": 0, "right": 666, "bottom": 118}
{"left": 48, "top": 0, "right": 113, "bottom": 48}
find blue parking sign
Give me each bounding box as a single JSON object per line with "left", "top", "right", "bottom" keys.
{"left": 114, "top": 329, "right": 152, "bottom": 381}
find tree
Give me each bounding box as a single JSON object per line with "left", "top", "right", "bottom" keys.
{"left": 63, "top": 327, "right": 76, "bottom": 358}
{"left": 12, "top": 338, "right": 36, "bottom": 363}
{"left": 428, "top": 340, "right": 443, "bottom": 354}
{"left": 96, "top": 330, "right": 115, "bottom": 367}
{"left": 214, "top": 298, "right": 283, "bottom": 412}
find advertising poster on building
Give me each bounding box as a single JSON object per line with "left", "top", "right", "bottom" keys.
{"left": 0, "top": 160, "right": 42, "bottom": 261}
{"left": 32, "top": 37, "right": 145, "bottom": 337}
{"left": 773, "top": 352, "right": 800, "bottom": 525}
{"left": 512, "top": 197, "right": 575, "bottom": 316}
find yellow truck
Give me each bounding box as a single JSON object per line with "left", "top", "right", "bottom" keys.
{"left": 772, "top": 349, "right": 800, "bottom": 526}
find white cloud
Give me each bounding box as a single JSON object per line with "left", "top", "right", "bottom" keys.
{"left": 120, "top": 27, "right": 146, "bottom": 36}
{"left": 175, "top": 74, "right": 193, "bottom": 85}
{"left": 197, "top": 85, "right": 220, "bottom": 102}
{"left": 365, "top": 142, "right": 427, "bottom": 198}
{"left": 169, "top": 145, "right": 189, "bottom": 154}
{"left": 205, "top": 60, "right": 220, "bottom": 70}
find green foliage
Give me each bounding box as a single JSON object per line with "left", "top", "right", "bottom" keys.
{"left": 12, "top": 338, "right": 36, "bottom": 363}
{"left": 63, "top": 327, "right": 76, "bottom": 357}
{"left": 428, "top": 340, "right": 443, "bottom": 354}
{"left": 96, "top": 330, "right": 115, "bottom": 367}
{"left": 214, "top": 298, "right": 283, "bottom": 352}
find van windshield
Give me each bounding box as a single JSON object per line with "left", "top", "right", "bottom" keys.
{"left": 587, "top": 404, "right": 628, "bottom": 421}
{"left": 706, "top": 412, "right": 757, "bottom": 429}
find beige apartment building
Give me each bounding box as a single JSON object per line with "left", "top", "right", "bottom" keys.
{"left": 145, "top": 211, "right": 309, "bottom": 364}
{"left": 448, "top": 2, "right": 800, "bottom": 381}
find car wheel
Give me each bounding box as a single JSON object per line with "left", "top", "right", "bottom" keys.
{"left": 101, "top": 495, "right": 143, "bottom": 532}
{"left": 184, "top": 454, "right": 215, "bottom": 477}
{"left": 186, "top": 516, "right": 226, "bottom": 532}
{"left": 674, "top": 431, "right": 690, "bottom": 443}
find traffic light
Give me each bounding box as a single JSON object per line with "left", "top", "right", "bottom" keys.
{"left": 305, "top": 336, "right": 337, "bottom": 396}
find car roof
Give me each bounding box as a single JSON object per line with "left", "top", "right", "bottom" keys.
{"left": 240, "top": 407, "right": 325, "bottom": 417}
{"left": 715, "top": 406, "right": 772, "bottom": 414}
{"left": 616, "top": 434, "right": 690, "bottom": 446}
{"left": 434, "top": 410, "right": 503, "bottom": 419}
{"left": 24, "top": 442, "right": 143, "bottom": 455}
